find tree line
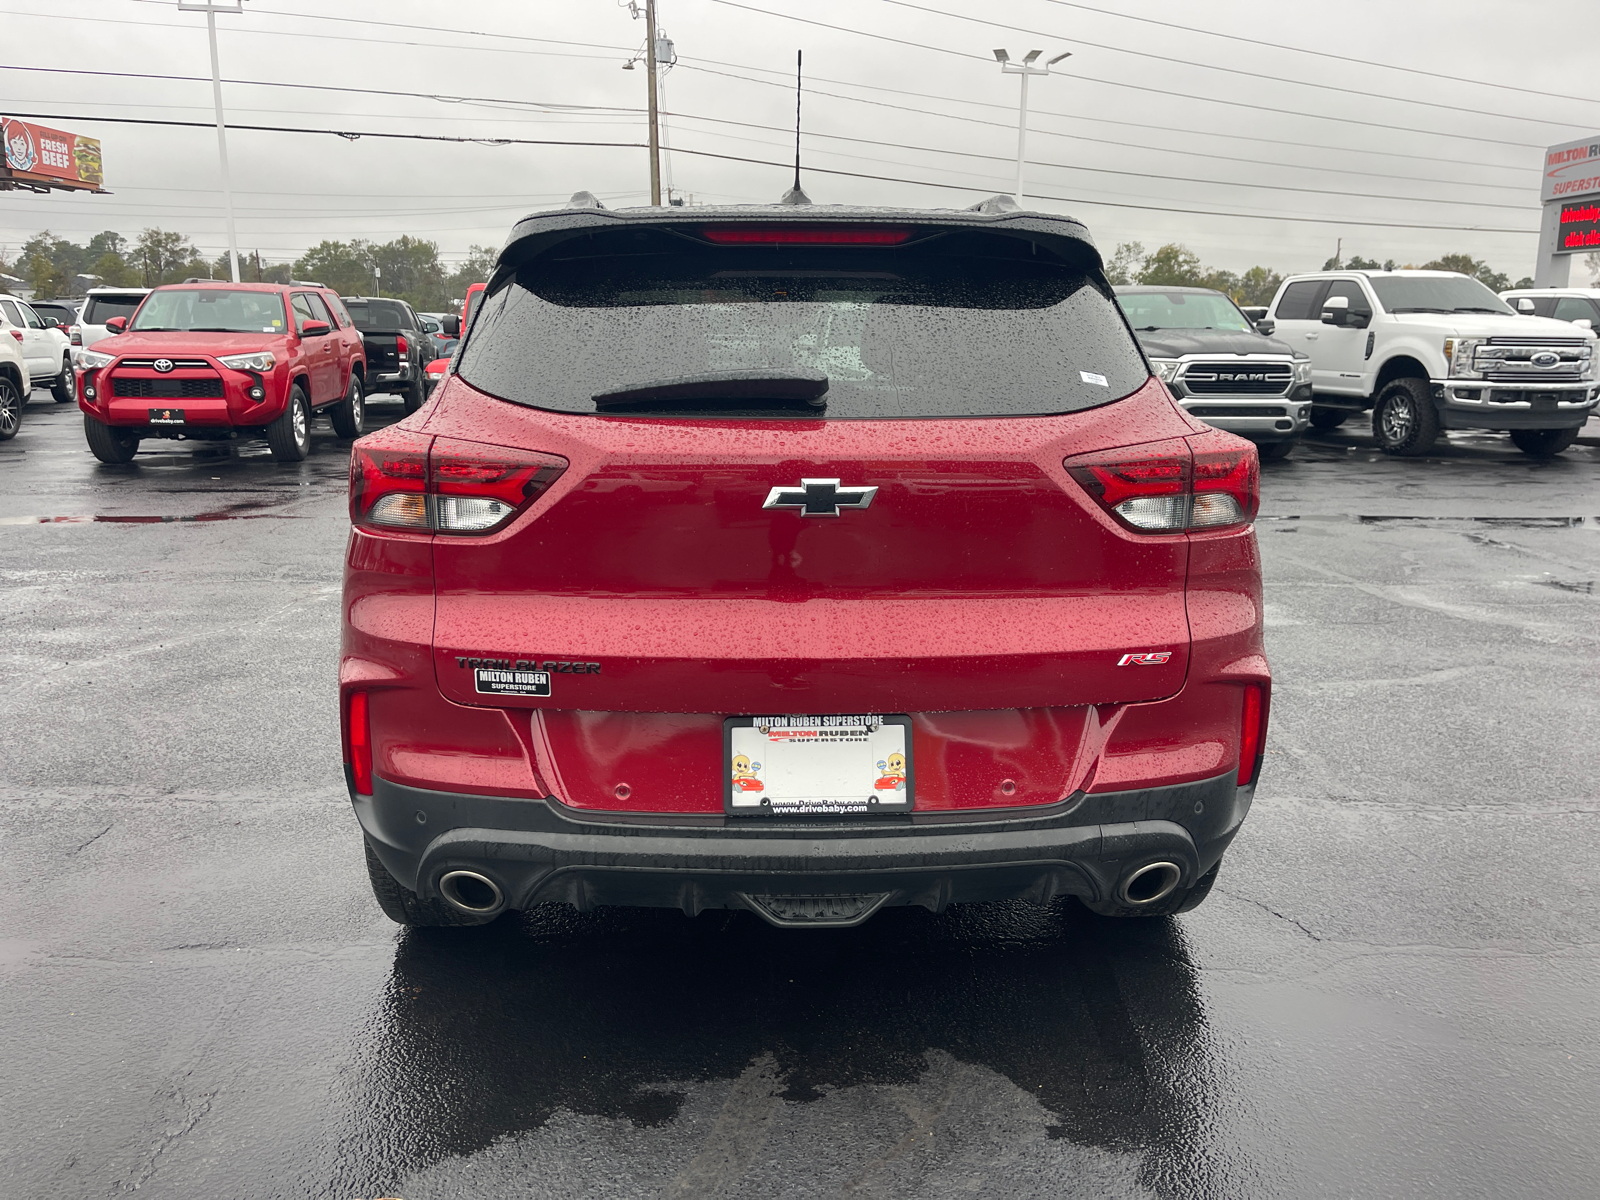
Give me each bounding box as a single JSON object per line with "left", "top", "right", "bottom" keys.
{"left": 2, "top": 228, "right": 496, "bottom": 311}
{"left": 1104, "top": 242, "right": 1534, "bottom": 302}
{"left": 3, "top": 227, "right": 1539, "bottom": 311}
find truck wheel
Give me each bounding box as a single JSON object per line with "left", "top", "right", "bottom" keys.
{"left": 0, "top": 375, "right": 22, "bottom": 441}
{"left": 402, "top": 371, "right": 426, "bottom": 415}
{"left": 1082, "top": 859, "right": 1221, "bottom": 918}
{"left": 328, "top": 373, "right": 365, "bottom": 439}
{"left": 266, "top": 385, "right": 311, "bottom": 462}
{"left": 364, "top": 838, "right": 495, "bottom": 927}
{"left": 1309, "top": 406, "right": 1347, "bottom": 430}
{"left": 1371, "top": 377, "right": 1439, "bottom": 456}
{"left": 1257, "top": 437, "right": 1297, "bottom": 462}
{"left": 83, "top": 413, "right": 139, "bottom": 462}
{"left": 51, "top": 356, "right": 74, "bottom": 403}
{"left": 1508, "top": 427, "right": 1579, "bottom": 458}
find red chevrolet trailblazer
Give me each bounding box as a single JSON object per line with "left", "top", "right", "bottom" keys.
{"left": 344, "top": 194, "right": 1270, "bottom": 931}
{"left": 76, "top": 281, "right": 367, "bottom": 463}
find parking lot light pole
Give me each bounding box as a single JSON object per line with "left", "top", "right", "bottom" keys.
{"left": 178, "top": 0, "right": 244, "bottom": 283}
{"left": 993, "top": 48, "right": 1070, "bottom": 204}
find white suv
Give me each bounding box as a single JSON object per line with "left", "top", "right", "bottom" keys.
{"left": 0, "top": 294, "right": 73, "bottom": 402}
{"left": 0, "top": 319, "right": 29, "bottom": 440}
{"left": 1268, "top": 270, "right": 1598, "bottom": 457}
{"left": 73, "top": 287, "right": 151, "bottom": 353}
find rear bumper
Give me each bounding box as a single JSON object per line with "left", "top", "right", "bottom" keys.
{"left": 355, "top": 769, "right": 1252, "bottom": 922}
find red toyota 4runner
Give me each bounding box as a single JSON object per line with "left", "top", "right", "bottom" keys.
{"left": 75, "top": 281, "right": 368, "bottom": 463}
{"left": 343, "top": 197, "right": 1270, "bottom": 930}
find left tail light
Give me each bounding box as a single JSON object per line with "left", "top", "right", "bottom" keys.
{"left": 1065, "top": 433, "right": 1258, "bottom": 534}
{"left": 349, "top": 428, "right": 567, "bottom": 535}
{"left": 396, "top": 335, "right": 408, "bottom": 355}
{"left": 345, "top": 690, "right": 373, "bottom": 795}
{"left": 1237, "top": 685, "right": 1267, "bottom": 787}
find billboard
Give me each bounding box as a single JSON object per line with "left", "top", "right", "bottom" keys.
{"left": 1, "top": 117, "right": 103, "bottom": 190}
{"left": 1556, "top": 200, "right": 1600, "bottom": 254}
{"left": 1542, "top": 135, "right": 1600, "bottom": 204}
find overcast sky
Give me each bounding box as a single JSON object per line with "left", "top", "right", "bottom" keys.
{"left": 2, "top": 0, "right": 1592, "bottom": 278}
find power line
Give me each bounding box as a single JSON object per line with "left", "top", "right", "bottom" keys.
{"left": 2, "top": 61, "right": 1532, "bottom": 194}
{"left": 1, "top": 108, "right": 1536, "bottom": 236}
{"left": 869, "top": 0, "right": 1591, "bottom": 130}
{"left": 1037, "top": 0, "right": 1600, "bottom": 107}
{"left": 700, "top": 0, "right": 1564, "bottom": 151}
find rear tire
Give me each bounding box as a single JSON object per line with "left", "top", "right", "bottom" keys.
{"left": 266, "top": 385, "right": 311, "bottom": 462}
{"left": 1081, "top": 859, "right": 1221, "bottom": 919}
{"left": 1309, "top": 406, "right": 1347, "bottom": 430}
{"left": 0, "top": 375, "right": 22, "bottom": 441}
{"left": 83, "top": 413, "right": 139, "bottom": 462}
{"left": 328, "top": 373, "right": 365, "bottom": 439}
{"left": 402, "top": 371, "right": 425, "bottom": 415}
{"left": 51, "top": 356, "right": 74, "bottom": 403}
{"left": 1257, "top": 437, "right": 1297, "bottom": 461}
{"left": 1508, "top": 427, "right": 1579, "bottom": 458}
{"left": 364, "top": 838, "right": 494, "bottom": 927}
{"left": 1371, "top": 377, "right": 1439, "bottom": 456}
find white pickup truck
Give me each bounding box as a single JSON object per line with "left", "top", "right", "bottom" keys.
{"left": 1266, "top": 269, "right": 1599, "bottom": 457}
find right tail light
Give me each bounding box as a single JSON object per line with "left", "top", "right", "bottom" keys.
{"left": 1066, "top": 433, "right": 1258, "bottom": 534}
{"left": 349, "top": 427, "right": 566, "bottom": 535}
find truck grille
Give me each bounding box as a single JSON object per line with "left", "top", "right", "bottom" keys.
{"left": 113, "top": 377, "right": 225, "bottom": 399}
{"left": 1478, "top": 339, "right": 1590, "bottom": 383}
{"left": 117, "top": 358, "right": 212, "bottom": 370}
{"left": 1182, "top": 363, "right": 1293, "bottom": 395}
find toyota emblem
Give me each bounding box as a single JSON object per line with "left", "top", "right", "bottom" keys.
{"left": 1530, "top": 351, "right": 1561, "bottom": 370}
{"left": 153, "top": 358, "right": 174, "bottom": 373}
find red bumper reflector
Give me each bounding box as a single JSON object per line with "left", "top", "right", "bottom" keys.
{"left": 347, "top": 691, "right": 373, "bottom": 795}
{"left": 1237, "top": 685, "right": 1265, "bottom": 787}
{"left": 701, "top": 226, "right": 913, "bottom": 245}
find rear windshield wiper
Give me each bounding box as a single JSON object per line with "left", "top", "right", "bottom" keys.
{"left": 592, "top": 368, "right": 829, "bottom": 411}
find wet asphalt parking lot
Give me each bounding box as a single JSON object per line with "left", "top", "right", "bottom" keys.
{"left": 2, "top": 387, "right": 1598, "bottom": 1199}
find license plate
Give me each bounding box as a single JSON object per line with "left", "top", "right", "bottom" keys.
{"left": 148, "top": 407, "right": 185, "bottom": 425}
{"left": 724, "top": 715, "right": 913, "bottom": 816}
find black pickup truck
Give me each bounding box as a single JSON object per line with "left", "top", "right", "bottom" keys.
{"left": 341, "top": 296, "right": 428, "bottom": 413}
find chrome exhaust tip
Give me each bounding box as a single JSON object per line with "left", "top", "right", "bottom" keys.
{"left": 437, "top": 869, "right": 506, "bottom": 915}
{"left": 1119, "top": 861, "right": 1182, "bottom": 907}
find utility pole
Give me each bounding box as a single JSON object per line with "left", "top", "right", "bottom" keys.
{"left": 645, "top": 0, "right": 662, "bottom": 205}
{"left": 993, "top": 49, "right": 1070, "bottom": 203}
{"left": 179, "top": 0, "right": 244, "bottom": 282}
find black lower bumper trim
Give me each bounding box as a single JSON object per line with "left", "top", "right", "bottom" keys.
{"left": 355, "top": 772, "right": 1251, "bottom": 922}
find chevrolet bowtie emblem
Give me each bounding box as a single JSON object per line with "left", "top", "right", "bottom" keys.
{"left": 762, "top": 478, "right": 878, "bottom": 518}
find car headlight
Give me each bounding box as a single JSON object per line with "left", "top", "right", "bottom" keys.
{"left": 76, "top": 349, "right": 116, "bottom": 370}
{"left": 1149, "top": 358, "right": 1181, "bottom": 384}
{"left": 218, "top": 351, "right": 276, "bottom": 372}
{"left": 1445, "top": 337, "right": 1485, "bottom": 379}
{"left": 1293, "top": 356, "right": 1313, "bottom": 385}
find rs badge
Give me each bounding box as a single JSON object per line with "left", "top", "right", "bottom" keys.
{"left": 1118, "top": 651, "right": 1172, "bottom": 666}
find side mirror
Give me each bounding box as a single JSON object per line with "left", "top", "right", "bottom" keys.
{"left": 1320, "top": 295, "right": 1350, "bottom": 326}
{"left": 441, "top": 315, "right": 460, "bottom": 338}
{"left": 301, "top": 319, "right": 331, "bottom": 337}
{"left": 1516, "top": 297, "right": 1537, "bottom": 314}
{"left": 1254, "top": 318, "right": 1276, "bottom": 336}
{"left": 1348, "top": 309, "right": 1372, "bottom": 329}
{"left": 104, "top": 316, "right": 127, "bottom": 333}
{"left": 1239, "top": 306, "right": 1268, "bottom": 321}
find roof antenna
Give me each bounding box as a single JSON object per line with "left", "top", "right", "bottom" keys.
{"left": 780, "top": 49, "right": 812, "bottom": 205}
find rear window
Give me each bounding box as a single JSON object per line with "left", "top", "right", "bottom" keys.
{"left": 456, "top": 227, "right": 1148, "bottom": 419}
{"left": 81, "top": 294, "right": 145, "bottom": 324}
{"left": 344, "top": 298, "right": 413, "bottom": 333}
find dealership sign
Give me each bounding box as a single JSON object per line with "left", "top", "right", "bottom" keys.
{"left": 1, "top": 116, "right": 103, "bottom": 191}
{"left": 1542, "top": 135, "right": 1600, "bottom": 204}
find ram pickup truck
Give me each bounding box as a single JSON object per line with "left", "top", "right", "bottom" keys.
{"left": 1268, "top": 270, "right": 1599, "bottom": 457}
{"left": 342, "top": 296, "right": 428, "bottom": 413}
{"left": 1116, "top": 285, "right": 1312, "bottom": 459}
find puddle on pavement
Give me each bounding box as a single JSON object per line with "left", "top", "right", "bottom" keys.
{"left": 0, "top": 500, "right": 301, "bottom": 525}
